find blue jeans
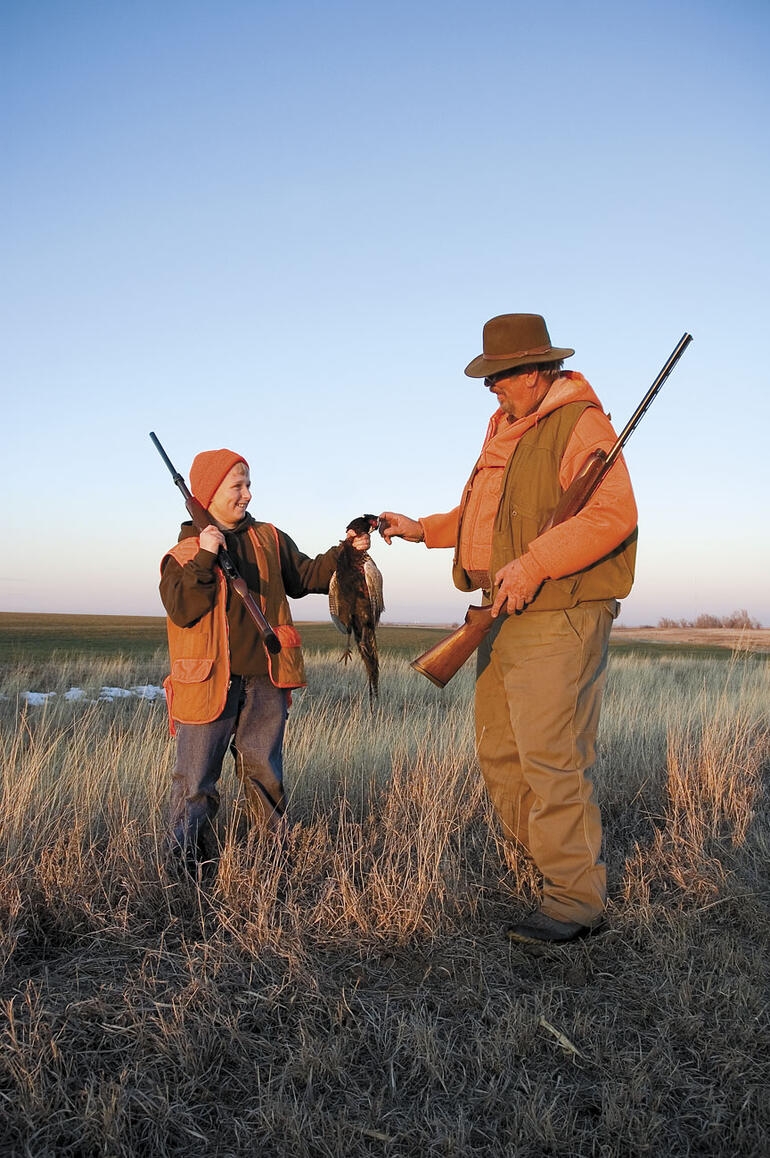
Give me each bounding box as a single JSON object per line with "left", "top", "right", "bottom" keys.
{"left": 168, "top": 675, "right": 289, "bottom": 854}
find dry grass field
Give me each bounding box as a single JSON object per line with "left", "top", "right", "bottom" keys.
{"left": 0, "top": 621, "right": 768, "bottom": 1156}
{"left": 612, "top": 625, "right": 770, "bottom": 654}
{"left": 2, "top": 612, "right": 766, "bottom": 665}
{"left": 0, "top": 614, "right": 449, "bottom": 666}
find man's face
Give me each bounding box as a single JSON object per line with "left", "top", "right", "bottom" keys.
{"left": 486, "top": 367, "right": 546, "bottom": 419}
{"left": 209, "top": 464, "right": 251, "bottom": 529}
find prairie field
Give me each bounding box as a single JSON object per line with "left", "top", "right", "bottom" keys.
{"left": 0, "top": 626, "right": 768, "bottom": 1157}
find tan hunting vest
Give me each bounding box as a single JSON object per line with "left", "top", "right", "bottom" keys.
{"left": 453, "top": 401, "right": 637, "bottom": 609}
{"left": 163, "top": 522, "right": 306, "bottom": 729}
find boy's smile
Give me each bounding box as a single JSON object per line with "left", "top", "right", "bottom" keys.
{"left": 208, "top": 465, "right": 252, "bottom": 529}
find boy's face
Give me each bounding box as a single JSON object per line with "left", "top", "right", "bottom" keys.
{"left": 209, "top": 464, "right": 251, "bottom": 529}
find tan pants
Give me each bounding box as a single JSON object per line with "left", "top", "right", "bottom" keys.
{"left": 475, "top": 600, "right": 616, "bottom": 925}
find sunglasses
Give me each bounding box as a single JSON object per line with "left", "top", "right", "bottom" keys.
{"left": 484, "top": 366, "right": 531, "bottom": 389}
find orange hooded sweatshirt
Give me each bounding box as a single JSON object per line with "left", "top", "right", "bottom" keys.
{"left": 419, "top": 372, "right": 637, "bottom": 590}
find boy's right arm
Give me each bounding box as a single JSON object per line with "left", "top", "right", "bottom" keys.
{"left": 160, "top": 547, "right": 220, "bottom": 627}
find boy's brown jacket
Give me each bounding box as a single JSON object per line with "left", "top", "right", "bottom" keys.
{"left": 160, "top": 517, "right": 340, "bottom": 727}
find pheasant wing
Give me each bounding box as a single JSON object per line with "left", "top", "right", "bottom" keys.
{"left": 363, "top": 556, "right": 384, "bottom": 627}
{"left": 328, "top": 572, "right": 349, "bottom": 635}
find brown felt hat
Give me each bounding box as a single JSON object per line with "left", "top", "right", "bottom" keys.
{"left": 464, "top": 313, "right": 574, "bottom": 378}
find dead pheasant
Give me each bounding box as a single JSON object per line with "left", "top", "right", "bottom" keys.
{"left": 329, "top": 514, "right": 384, "bottom": 706}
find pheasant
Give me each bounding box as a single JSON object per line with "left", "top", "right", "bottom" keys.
{"left": 329, "top": 514, "right": 384, "bottom": 706}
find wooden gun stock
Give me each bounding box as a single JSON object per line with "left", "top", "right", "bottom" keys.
{"left": 150, "top": 432, "right": 282, "bottom": 655}
{"left": 411, "top": 332, "right": 693, "bottom": 688}
{"left": 410, "top": 604, "right": 494, "bottom": 687}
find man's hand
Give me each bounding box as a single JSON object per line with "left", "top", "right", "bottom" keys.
{"left": 378, "top": 512, "right": 425, "bottom": 545}
{"left": 491, "top": 559, "right": 541, "bottom": 617}
{"left": 199, "top": 524, "right": 226, "bottom": 554}
{"left": 346, "top": 528, "right": 371, "bottom": 552}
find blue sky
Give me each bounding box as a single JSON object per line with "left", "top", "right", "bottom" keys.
{"left": 3, "top": 0, "right": 769, "bottom": 625}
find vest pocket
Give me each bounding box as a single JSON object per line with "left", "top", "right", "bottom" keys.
{"left": 530, "top": 574, "right": 580, "bottom": 610}
{"left": 274, "top": 624, "right": 302, "bottom": 649}
{"left": 172, "top": 657, "right": 214, "bottom": 683}
{"left": 267, "top": 624, "right": 306, "bottom": 689}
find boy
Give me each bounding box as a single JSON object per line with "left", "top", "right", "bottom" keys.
{"left": 160, "top": 447, "right": 370, "bottom": 864}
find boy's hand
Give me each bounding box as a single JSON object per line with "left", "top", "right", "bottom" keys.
{"left": 346, "top": 528, "right": 371, "bottom": 552}
{"left": 199, "top": 525, "right": 225, "bottom": 554}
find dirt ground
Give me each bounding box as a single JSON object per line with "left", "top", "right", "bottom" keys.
{"left": 612, "top": 625, "right": 770, "bottom": 653}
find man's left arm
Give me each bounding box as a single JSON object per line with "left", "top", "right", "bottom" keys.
{"left": 492, "top": 410, "right": 637, "bottom": 616}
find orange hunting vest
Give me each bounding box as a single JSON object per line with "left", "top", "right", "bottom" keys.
{"left": 452, "top": 401, "right": 636, "bottom": 605}
{"left": 488, "top": 402, "right": 636, "bottom": 608}
{"left": 162, "top": 523, "right": 306, "bottom": 730}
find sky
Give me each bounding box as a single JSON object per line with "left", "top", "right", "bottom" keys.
{"left": 3, "top": 0, "right": 769, "bottom": 626}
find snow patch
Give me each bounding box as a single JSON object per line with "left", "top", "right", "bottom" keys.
{"left": 98, "top": 687, "right": 134, "bottom": 701}
{"left": 131, "top": 685, "right": 166, "bottom": 701}
{"left": 24, "top": 692, "right": 56, "bottom": 706}
{"left": 19, "top": 685, "right": 166, "bottom": 706}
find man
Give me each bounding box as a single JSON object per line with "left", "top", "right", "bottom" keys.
{"left": 160, "top": 447, "right": 370, "bottom": 868}
{"left": 380, "top": 314, "right": 637, "bottom": 944}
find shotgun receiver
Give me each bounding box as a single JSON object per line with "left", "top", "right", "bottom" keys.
{"left": 411, "top": 332, "right": 693, "bottom": 688}
{"left": 150, "top": 432, "right": 282, "bottom": 655}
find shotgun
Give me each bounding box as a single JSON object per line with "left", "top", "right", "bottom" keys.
{"left": 150, "top": 432, "right": 282, "bottom": 655}
{"left": 411, "top": 332, "right": 693, "bottom": 687}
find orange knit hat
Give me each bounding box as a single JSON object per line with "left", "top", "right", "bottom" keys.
{"left": 189, "top": 449, "right": 249, "bottom": 509}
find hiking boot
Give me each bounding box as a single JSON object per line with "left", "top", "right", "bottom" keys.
{"left": 507, "top": 909, "right": 595, "bottom": 945}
